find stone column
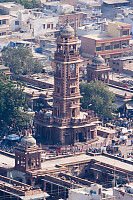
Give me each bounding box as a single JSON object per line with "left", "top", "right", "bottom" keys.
{"left": 43, "top": 181, "right": 46, "bottom": 191}
{"left": 51, "top": 184, "right": 53, "bottom": 195}
{"left": 107, "top": 72, "right": 109, "bottom": 84}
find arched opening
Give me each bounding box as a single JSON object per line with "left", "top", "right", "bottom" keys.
{"left": 35, "top": 179, "right": 44, "bottom": 190}
{"left": 26, "top": 179, "right": 31, "bottom": 185}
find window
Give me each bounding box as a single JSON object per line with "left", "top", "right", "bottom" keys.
{"left": 96, "top": 46, "right": 101, "bottom": 51}
{"left": 43, "top": 24, "right": 45, "bottom": 29}
{"left": 129, "top": 61, "right": 132, "bottom": 63}
{"left": 113, "top": 62, "right": 115, "bottom": 64}
{"left": 2, "top": 32, "right": 6, "bottom": 35}
{"left": 57, "top": 88, "right": 60, "bottom": 93}
{"left": 2, "top": 19, "right": 6, "bottom": 24}
{"left": 15, "top": 21, "right": 19, "bottom": 25}
{"left": 71, "top": 88, "right": 74, "bottom": 93}
{"left": 117, "top": 63, "right": 119, "bottom": 65}
{"left": 122, "top": 43, "right": 127, "bottom": 48}
{"left": 105, "top": 45, "right": 110, "bottom": 50}
{"left": 51, "top": 24, "right": 53, "bottom": 29}
{"left": 0, "top": 20, "right": 1, "bottom": 25}
{"left": 114, "top": 44, "right": 119, "bottom": 49}
{"left": 47, "top": 24, "right": 50, "bottom": 29}
{"left": 122, "top": 30, "right": 128, "bottom": 35}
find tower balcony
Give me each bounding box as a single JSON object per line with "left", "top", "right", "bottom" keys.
{"left": 35, "top": 109, "right": 98, "bottom": 127}
{"left": 54, "top": 51, "right": 80, "bottom": 62}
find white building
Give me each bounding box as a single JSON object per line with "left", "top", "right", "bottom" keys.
{"left": 68, "top": 184, "right": 116, "bottom": 200}
{"left": 43, "top": 1, "right": 74, "bottom": 14}
{"left": 115, "top": 8, "right": 133, "bottom": 34}
{"left": 9, "top": 9, "right": 58, "bottom": 37}
{"left": 113, "top": 184, "right": 133, "bottom": 200}
{"left": 0, "top": 2, "right": 24, "bottom": 15}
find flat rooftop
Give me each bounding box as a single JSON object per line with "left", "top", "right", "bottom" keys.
{"left": 0, "top": 154, "right": 15, "bottom": 169}
{"left": 112, "top": 56, "right": 133, "bottom": 61}
{"left": 0, "top": 2, "right": 22, "bottom": 8}
{"left": 109, "top": 86, "right": 133, "bottom": 97}
{"left": 83, "top": 33, "right": 112, "bottom": 40}
{"left": 0, "top": 15, "right": 10, "bottom": 20}
{"left": 0, "top": 152, "right": 133, "bottom": 174}
{"left": 40, "top": 154, "right": 133, "bottom": 172}
{"left": 103, "top": 0, "right": 129, "bottom": 4}
{"left": 22, "top": 74, "right": 54, "bottom": 86}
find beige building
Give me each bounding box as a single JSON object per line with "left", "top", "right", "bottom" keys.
{"left": 81, "top": 21, "right": 132, "bottom": 61}
{"left": 109, "top": 56, "right": 133, "bottom": 74}
{"left": 0, "top": 15, "right": 11, "bottom": 36}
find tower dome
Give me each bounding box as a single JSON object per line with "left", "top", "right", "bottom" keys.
{"left": 92, "top": 54, "right": 105, "bottom": 65}
{"left": 21, "top": 133, "right": 36, "bottom": 147}
{"left": 60, "top": 24, "right": 74, "bottom": 37}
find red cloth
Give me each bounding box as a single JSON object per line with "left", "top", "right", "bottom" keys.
{"left": 126, "top": 84, "right": 129, "bottom": 89}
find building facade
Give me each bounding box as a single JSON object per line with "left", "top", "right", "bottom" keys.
{"left": 34, "top": 24, "right": 98, "bottom": 145}
{"left": 0, "top": 15, "right": 11, "bottom": 36}
{"left": 81, "top": 21, "right": 132, "bottom": 61}
{"left": 109, "top": 56, "right": 133, "bottom": 74}
{"left": 59, "top": 12, "right": 84, "bottom": 34}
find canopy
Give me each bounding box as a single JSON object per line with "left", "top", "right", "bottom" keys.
{"left": 126, "top": 101, "right": 133, "bottom": 110}
{"left": 6, "top": 134, "right": 20, "bottom": 141}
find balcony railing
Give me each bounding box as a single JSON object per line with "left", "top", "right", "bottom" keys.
{"left": 35, "top": 109, "right": 98, "bottom": 127}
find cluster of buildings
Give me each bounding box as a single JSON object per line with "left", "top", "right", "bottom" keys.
{"left": 1, "top": 0, "right": 133, "bottom": 199}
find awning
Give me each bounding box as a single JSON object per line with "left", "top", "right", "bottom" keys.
{"left": 6, "top": 134, "right": 20, "bottom": 141}
{"left": 126, "top": 101, "right": 133, "bottom": 110}
{"left": 114, "top": 101, "right": 125, "bottom": 109}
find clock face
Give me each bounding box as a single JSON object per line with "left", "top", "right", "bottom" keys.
{"left": 57, "top": 63, "right": 61, "bottom": 70}
{"left": 70, "top": 64, "right": 75, "bottom": 71}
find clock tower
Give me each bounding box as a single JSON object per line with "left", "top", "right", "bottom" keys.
{"left": 53, "top": 24, "right": 82, "bottom": 119}
{"left": 34, "top": 24, "right": 98, "bottom": 145}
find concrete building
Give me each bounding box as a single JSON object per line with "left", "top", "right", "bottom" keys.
{"left": 9, "top": 9, "right": 58, "bottom": 37}
{"left": 109, "top": 56, "right": 133, "bottom": 74}
{"left": 81, "top": 21, "right": 132, "bottom": 60}
{"left": 102, "top": 0, "right": 129, "bottom": 20}
{"left": 58, "top": 12, "right": 84, "bottom": 34}
{"left": 0, "top": 15, "right": 11, "bottom": 37}
{"left": 0, "top": 2, "right": 24, "bottom": 15}
{"left": 113, "top": 183, "right": 133, "bottom": 200}
{"left": 69, "top": 185, "right": 115, "bottom": 200}
{"left": 43, "top": 1, "right": 74, "bottom": 14}
{"left": 60, "top": 0, "right": 78, "bottom": 8}
{"left": 34, "top": 24, "right": 99, "bottom": 145}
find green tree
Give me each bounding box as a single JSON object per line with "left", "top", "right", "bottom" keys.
{"left": 0, "top": 0, "right": 42, "bottom": 9}
{"left": 80, "top": 81, "right": 117, "bottom": 119}
{"left": 0, "top": 77, "right": 30, "bottom": 128}
{"left": 2, "top": 46, "right": 43, "bottom": 77}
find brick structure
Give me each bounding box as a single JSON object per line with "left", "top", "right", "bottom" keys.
{"left": 34, "top": 24, "right": 99, "bottom": 145}
{"left": 15, "top": 132, "right": 41, "bottom": 173}
{"left": 59, "top": 13, "right": 84, "bottom": 34}
{"left": 87, "top": 54, "right": 111, "bottom": 83}
{"left": 81, "top": 21, "right": 132, "bottom": 61}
